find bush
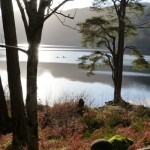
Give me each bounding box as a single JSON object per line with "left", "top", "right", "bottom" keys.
{"left": 40, "top": 99, "right": 85, "bottom": 138}
{"left": 102, "top": 106, "right": 131, "bottom": 127}
{"left": 132, "top": 105, "right": 150, "bottom": 118}
{"left": 109, "top": 135, "right": 133, "bottom": 150}
{"left": 80, "top": 109, "right": 102, "bottom": 131}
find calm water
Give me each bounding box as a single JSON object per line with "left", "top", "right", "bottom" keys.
{"left": 0, "top": 45, "right": 150, "bottom": 107}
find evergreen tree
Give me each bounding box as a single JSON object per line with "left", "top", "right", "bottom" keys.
{"left": 77, "top": 0, "right": 149, "bottom": 104}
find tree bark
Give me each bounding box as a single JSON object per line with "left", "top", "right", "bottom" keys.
{"left": 0, "top": 76, "right": 11, "bottom": 134}
{"left": 26, "top": 26, "right": 43, "bottom": 150}
{"left": 0, "top": 0, "right": 27, "bottom": 148}
{"left": 113, "top": 57, "right": 123, "bottom": 103}
{"left": 113, "top": 0, "right": 126, "bottom": 104}
{"left": 26, "top": 44, "right": 39, "bottom": 150}
{"left": 15, "top": 1, "right": 73, "bottom": 149}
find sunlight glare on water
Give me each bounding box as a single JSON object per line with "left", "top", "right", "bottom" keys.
{"left": 0, "top": 44, "right": 150, "bottom": 107}
{"left": 37, "top": 71, "right": 67, "bottom": 103}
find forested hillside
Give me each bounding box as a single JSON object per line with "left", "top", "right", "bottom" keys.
{"left": 128, "top": 3, "right": 150, "bottom": 54}
{"left": 0, "top": 3, "right": 149, "bottom": 54}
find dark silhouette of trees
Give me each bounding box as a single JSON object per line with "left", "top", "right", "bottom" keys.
{"left": 15, "top": 0, "right": 75, "bottom": 149}
{"left": 0, "top": 76, "right": 10, "bottom": 134}
{"left": 0, "top": 0, "right": 27, "bottom": 149}
{"left": 77, "top": 0, "right": 150, "bottom": 104}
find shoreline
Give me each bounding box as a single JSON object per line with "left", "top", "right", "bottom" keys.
{"left": 1, "top": 60, "right": 150, "bottom": 107}
{"left": 1, "top": 61, "right": 150, "bottom": 84}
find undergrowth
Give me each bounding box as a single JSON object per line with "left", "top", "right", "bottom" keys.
{"left": 0, "top": 97, "right": 150, "bottom": 150}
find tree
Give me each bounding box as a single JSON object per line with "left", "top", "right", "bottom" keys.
{"left": 15, "top": 0, "right": 75, "bottom": 149}
{"left": 0, "top": 0, "right": 27, "bottom": 149}
{"left": 77, "top": 0, "right": 150, "bottom": 104}
{"left": 0, "top": 76, "right": 11, "bottom": 134}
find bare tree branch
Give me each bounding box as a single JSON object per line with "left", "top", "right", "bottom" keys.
{"left": 38, "top": 0, "right": 49, "bottom": 16}
{"left": 105, "top": 41, "right": 113, "bottom": 54}
{"left": 43, "top": 0, "right": 74, "bottom": 22}
{"left": 105, "top": 53, "right": 115, "bottom": 70}
{"left": 16, "top": 0, "right": 28, "bottom": 35}
{"left": 112, "top": 0, "right": 119, "bottom": 15}
{"left": 0, "top": 44, "right": 28, "bottom": 54}
{"left": 124, "top": 45, "right": 143, "bottom": 58}
{"left": 31, "top": 0, "right": 75, "bottom": 35}
{"left": 137, "top": 26, "right": 150, "bottom": 28}
{"left": 54, "top": 13, "right": 78, "bottom": 31}
{"left": 22, "top": 0, "right": 30, "bottom": 16}
{"left": 55, "top": 9, "right": 76, "bottom": 19}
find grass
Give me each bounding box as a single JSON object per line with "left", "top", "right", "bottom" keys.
{"left": 0, "top": 97, "right": 150, "bottom": 150}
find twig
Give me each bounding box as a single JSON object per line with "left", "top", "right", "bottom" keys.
{"left": 0, "top": 44, "right": 28, "bottom": 54}
{"left": 54, "top": 14, "right": 78, "bottom": 31}
{"left": 43, "top": 0, "right": 74, "bottom": 22}
{"left": 124, "top": 46, "right": 143, "bottom": 58}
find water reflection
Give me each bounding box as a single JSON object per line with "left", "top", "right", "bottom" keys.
{"left": 0, "top": 62, "right": 150, "bottom": 107}
{"left": 0, "top": 46, "right": 150, "bottom": 107}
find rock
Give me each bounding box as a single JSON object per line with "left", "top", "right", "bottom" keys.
{"left": 91, "top": 139, "right": 114, "bottom": 150}
{"left": 108, "top": 135, "right": 133, "bottom": 150}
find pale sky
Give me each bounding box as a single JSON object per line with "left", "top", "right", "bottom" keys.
{"left": 55, "top": 0, "right": 150, "bottom": 10}
{"left": 59, "top": 0, "right": 93, "bottom": 10}
{"left": 63, "top": 0, "right": 150, "bottom": 10}
{"left": 11, "top": 0, "right": 150, "bottom": 11}
{"left": 12, "top": 0, "right": 93, "bottom": 11}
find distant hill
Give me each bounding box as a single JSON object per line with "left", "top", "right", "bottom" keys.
{"left": 128, "top": 3, "right": 150, "bottom": 54}
{"left": 0, "top": 7, "right": 97, "bottom": 46}
{"left": 0, "top": 4, "right": 149, "bottom": 54}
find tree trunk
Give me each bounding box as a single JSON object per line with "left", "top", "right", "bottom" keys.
{"left": 0, "top": 76, "right": 11, "bottom": 134}
{"left": 26, "top": 26, "right": 43, "bottom": 150}
{"left": 1, "top": 0, "right": 27, "bottom": 148}
{"left": 113, "top": 57, "right": 123, "bottom": 103}
{"left": 113, "top": 0, "right": 126, "bottom": 104}
{"left": 26, "top": 44, "right": 39, "bottom": 150}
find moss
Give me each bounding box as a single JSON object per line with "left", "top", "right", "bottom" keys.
{"left": 91, "top": 136, "right": 133, "bottom": 150}
{"left": 91, "top": 139, "right": 114, "bottom": 150}
{"left": 108, "top": 135, "right": 133, "bottom": 150}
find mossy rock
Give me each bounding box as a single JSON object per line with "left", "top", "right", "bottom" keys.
{"left": 108, "top": 135, "right": 133, "bottom": 150}
{"left": 91, "top": 139, "right": 114, "bottom": 150}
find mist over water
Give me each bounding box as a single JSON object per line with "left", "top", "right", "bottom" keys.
{"left": 0, "top": 45, "right": 150, "bottom": 107}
